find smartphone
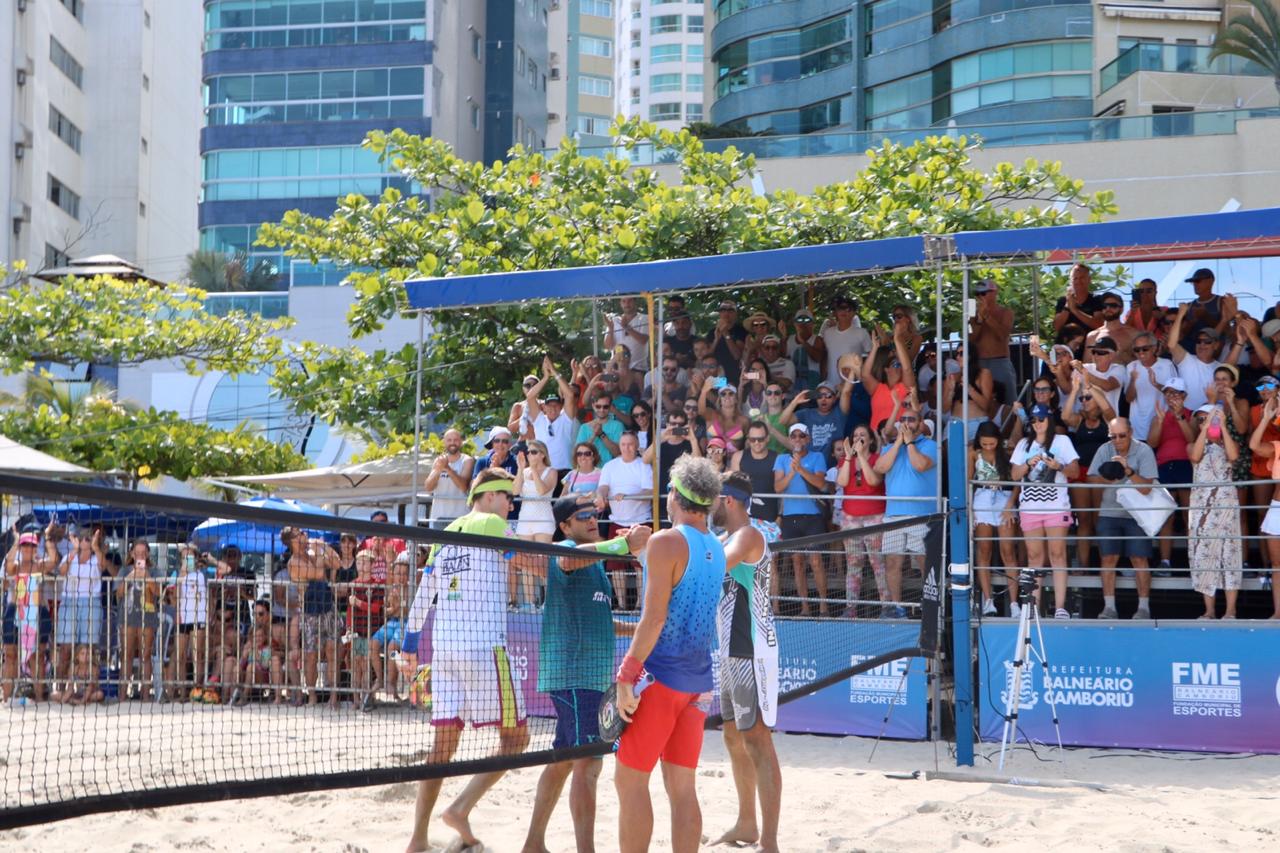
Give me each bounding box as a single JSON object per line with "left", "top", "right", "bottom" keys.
{"left": 672, "top": 426, "right": 688, "bottom": 436}
{"left": 602, "top": 372, "right": 618, "bottom": 382}
{"left": 965, "top": 298, "right": 977, "bottom": 317}
{"left": 744, "top": 372, "right": 760, "bottom": 381}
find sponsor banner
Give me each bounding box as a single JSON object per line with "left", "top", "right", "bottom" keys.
{"left": 979, "top": 623, "right": 1280, "bottom": 753}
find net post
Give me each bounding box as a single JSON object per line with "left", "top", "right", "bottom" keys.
{"left": 646, "top": 291, "right": 661, "bottom": 525}
{"left": 947, "top": 416, "right": 975, "bottom": 766}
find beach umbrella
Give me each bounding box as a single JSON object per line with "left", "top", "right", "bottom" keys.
{"left": 191, "top": 496, "right": 339, "bottom": 553}
{"left": 31, "top": 502, "right": 204, "bottom": 538}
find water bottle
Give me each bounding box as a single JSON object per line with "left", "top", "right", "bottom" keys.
{"left": 1029, "top": 449, "right": 1053, "bottom": 482}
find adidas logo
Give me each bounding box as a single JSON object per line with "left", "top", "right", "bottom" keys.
{"left": 922, "top": 567, "right": 938, "bottom": 601}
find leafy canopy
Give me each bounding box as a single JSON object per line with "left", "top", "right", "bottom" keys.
{"left": 1208, "top": 0, "right": 1280, "bottom": 95}
{"left": 259, "top": 119, "right": 1116, "bottom": 438}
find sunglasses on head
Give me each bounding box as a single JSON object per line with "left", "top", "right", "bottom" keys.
{"left": 1257, "top": 383, "right": 1278, "bottom": 392}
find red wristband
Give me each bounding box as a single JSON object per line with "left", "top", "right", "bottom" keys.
{"left": 617, "top": 654, "right": 644, "bottom": 684}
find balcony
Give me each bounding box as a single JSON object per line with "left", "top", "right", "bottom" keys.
{"left": 1100, "top": 43, "right": 1270, "bottom": 93}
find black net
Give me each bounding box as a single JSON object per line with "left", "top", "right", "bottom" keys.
{"left": 0, "top": 473, "right": 941, "bottom": 829}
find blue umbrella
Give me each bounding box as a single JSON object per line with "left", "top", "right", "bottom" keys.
{"left": 32, "top": 502, "right": 203, "bottom": 538}
{"left": 191, "top": 496, "right": 340, "bottom": 553}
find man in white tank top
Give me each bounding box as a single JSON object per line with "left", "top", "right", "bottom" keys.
{"left": 424, "top": 428, "right": 475, "bottom": 530}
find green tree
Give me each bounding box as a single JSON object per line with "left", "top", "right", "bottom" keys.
{"left": 183, "top": 249, "right": 281, "bottom": 293}
{"left": 1209, "top": 0, "right": 1280, "bottom": 97}
{"left": 0, "top": 273, "right": 293, "bottom": 375}
{"left": 259, "top": 120, "right": 1116, "bottom": 438}
{"left": 0, "top": 397, "right": 307, "bottom": 481}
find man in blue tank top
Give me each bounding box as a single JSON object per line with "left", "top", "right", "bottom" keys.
{"left": 614, "top": 456, "right": 725, "bottom": 853}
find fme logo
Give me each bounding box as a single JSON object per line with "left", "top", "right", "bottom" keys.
{"left": 1000, "top": 660, "right": 1040, "bottom": 711}
{"left": 1171, "top": 662, "right": 1242, "bottom": 717}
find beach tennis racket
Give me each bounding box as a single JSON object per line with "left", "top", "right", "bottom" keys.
{"left": 598, "top": 672, "right": 654, "bottom": 743}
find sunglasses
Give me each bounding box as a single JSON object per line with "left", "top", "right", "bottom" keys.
{"left": 1080, "top": 394, "right": 1092, "bottom": 401}
{"left": 795, "top": 318, "right": 813, "bottom": 324}
{"left": 889, "top": 361, "right": 901, "bottom": 369}
{"left": 527, "top": 449, "right": 543, "bottom": 455}
{"left": 1109, "top": 432, "right": 1130, "bottom": 439}
{"left": 1133, "top": 345, "right": 1154, "bottom": 353}
{"left": 747, "top": 435, "right": 767, "bottom": 443}
{"left": 1034, "top": 386, "right": 1053, "bottom": 393}
{"left": 1103, "top": 303, "right": 1122, "bottom": 310}
{"left": 1090, "top": 348, "right": 1113, "bottom": 355}
{"left": 573, "top": 510, "right": 598, "bottom": 521}
{"left": 576, "top": 450, "right": 594, "bottom": 457}
{"left": 1165, "top": 389, "right": 1186, "bottom": 395}
{"left": 751, "top": 320, "right": 769, "bottom": 326}
{"left": 662, "top": 367, "right": 678, "bottom": 374}
{"left": 817, "top": 393, "right": 835, "bottom": 400}
{"left": 635, "top": 410, "right": 651, "bottom": 417}
{"left": 899, "top": 416, "right": 918, "bottom": 424}
{"left": 1257, "top": 384, "right": 1278, "bottom": 392}
{"left": 765, "top": 389, "right": 783, "bottom": 396}
{"left": 1197, "top": 339, "right": 1216, "bottom": 345}
{"left": 593, "top": 406, "right": 611, "bottom": 412}
{"left": 492, "top": 438, "right": 511, "bottom": 444}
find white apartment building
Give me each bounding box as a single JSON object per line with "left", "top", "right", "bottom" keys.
{"left": 2, "top": 0, "right": 201, "bottom": 283}
{"left": 616, "top": 0, "right": 706, "bottom": 130}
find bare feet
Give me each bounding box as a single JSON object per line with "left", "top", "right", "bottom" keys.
{"left": 441, "top": 805, "right": 481, "bottom": 849}
{"left": 712, "top": 824, "right": 759, "bottom": 847}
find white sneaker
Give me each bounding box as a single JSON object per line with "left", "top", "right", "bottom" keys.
{"left": 1098, "top": 605, "right": 1118, "bottom": 620}
{"left": 1008, "top": 602, "right": 1021, "bottom": 620}
{"left": 982, "top": 598, "right": 997, "bottom": 616}
{"left": 1054, "top": 608, "right": 1071, "bottom": 620}
{"left": 1132, "top": 606, "right": 1151, "bottom": 620}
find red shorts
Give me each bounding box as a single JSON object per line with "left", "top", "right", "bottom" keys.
{"left": 616, "top": 680, "right": 707, "bottom": 773}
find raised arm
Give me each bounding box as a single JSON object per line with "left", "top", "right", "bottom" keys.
{"left": 1167, "top": 303, "right": 1190, "bottom": 364}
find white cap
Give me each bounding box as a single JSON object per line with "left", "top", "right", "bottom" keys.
{"left": 788, "top": 423, "right": 809, "bottom": 436}
{"left": 485, "top": 426, "right": 513, "bottom": 448}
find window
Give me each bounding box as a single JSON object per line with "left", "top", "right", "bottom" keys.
{"left": 470, "top": 103, "right": 481, "bottom": 129}
{"left": 649, "top": 102, "right": 681, "bottom": 121}
{"left": 472, "top": 32, "right": 482, "bottom": 60}
{"left": 205, "top": 66, "right": 426, "bottom": 127}
{"left": 650, "top": 73, "right": 681, "bottom": 93}
{"left": 204, "top": 0, "right": 429, "bottom": 51}
{"left": 49, "top": 37, "right": 83, "bottom": 88}
{"left": 580, "top": 35, "right": 612, "bottom": 57}
{"left": 577, "top": 115, "right": 611, "bottom": 135}
{"left": 201, "top": 144, "right": 417, "bottom": 202}
{"left": 48, "top": 175, "right": 81, "bottom": 219}
{"left": 579, "top": 75, "right": 613, "bottom": 98}
{"left": 714, "top": 14, "right": 851, "bottom": 96}
{"left": 688, "top": 15, "right": 704, "bottom": 33}
{"left": 59, "top": 0, "right": 84, "bottom": 21}
{"left": 651, "top": 44, "right": 681, "bottom": 64}
{"left": 686, "top": 103, "right": 703, "bottom": 121}
{"left": 48, "top": 106, "right": 82, "bottom": 153}
{"left": 686, "top": 72, "right": 703, "bottom": 92}
{"left": 687, "top": 44, "right": 703, "bottom": 64}
{"left": 582, "top": 0, "right": 613, "bottom": 16}
{"left": 44, "top": 242, "right": 70, "bottom": 268}
{"left": 528, "top": 59, "right": 538, "bottom": 88}
{"left": 651, "top": 15, "right": 681, "bottom": 34}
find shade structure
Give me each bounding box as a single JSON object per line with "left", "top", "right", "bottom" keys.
{"left": 216, "top": 453, "right": 436, "bottom": 504}
{"left": 31, "top": 502, "right": 204, "bottom": 538}
{"left": 191, "top": 496, "right": 339, "bottom": 553}
{"left": 0, "top": 435, "right": 93, "bottom": 477}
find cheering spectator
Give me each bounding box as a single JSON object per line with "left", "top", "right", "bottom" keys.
{"left": 631, "top": 400, "right": 655, "bottom": 451}
{"left": 700, "top": 377, "right": 748, "bottom": 453}
{"left": 785, "top": 308, "right": 824, "bottom": 392}
{"left": 1180, "top": 268, "right": 1236, "bottom": 349}
{"left": 1168, "top": 303, "right": 1221, "bottom": 411}
{"left": 575, "top": 394, "right": 624, "bottom": 464}
{"left": 514, "top": 439, "right": 559, "bottom": 610}
{"left": 821, "top": 295, "right": 872, "bottom": 385}
{"left": 171, "top": 543, "right": 211, "bottom": 700}
{"left": 4, "top": 527, "right": 54, "bottom": 701}
{"left": 969, "top": 279, "right": 1017, "bottom": 407}
{"left": 646, "top": 355, "right": 689, "bottom": 412}
{"left": 1086, "top": 293, "right": 1139, "bottom": 363}
{"left": 286, "top": 528, "right": 342, "bottom": 707}
{"left": 1188, "top": 405, "right": 1242, "bottom": 618}
{"left": 1062, "top": 371, "right": 1116, "bottom": 570}
{"left": 52, "top": 527, "right": 106, "bottom": 687}
{"left": 347, "top": 547, "right": 387, "bottom": 708}
{"left": 1207, "top": 364, "right": 1252, "bottom": 500}
{"left": 1070, "top": 336, "right": 1125, "bottom": 414}
{"left": 968, "top": 421, "right": 1017, "bottom": 617}
{"left": 599, "top": 355, "right": 641, "bottom": 424}
{"left": 569, "top": 354, "right": 604, "bottom": 404}
{"left": 1124, "top": 332, "right": 1176, "bottom": 442}
{"left": 729, "top": 421, "right": 778, "bottom": 523}
{"left": 117, "top": 539, "right": 159, "bottom": 700}
{"left": 756, "top": 380, "right": 794, "bottom": 453}
{"left": 873, "top": 404, "right": 939, "bottom": 619}
{"left": 742, "top": 311, "right": 776, "bottom": 363}
{"left": 1124, "top": 278, "right": 1167, "bottom": 336}
{"left": 508, "top": 374, "right": 540, "bottom": 438}
{"left": 941, "top": 350, "right": 995, "bottom": 442}
{"left": 596, "top": 432, "right": 653, "bottom": 608}
{"left": 774, "top": 423, "right": 831, "bottom": 616}
{"left": 707, "top": 300, "right": 749, "bottom": 384}
{"left": 795, "top": 380, "right": 851, "bottom": 463}
{"left": 739, "top": 358, "right": 771, "bottom": 414}
{"left": 604, "top": 297, "right": 651, "bottom": 371}
{"left": 424, "top": 428, "right": 476, "bottom": 530}
{"left": 645, "top": 409, "right": 701, "bottom": 520}
{"left": 522, "top": 358, "right": 577, "bottom": 472}
{"left": 838, "top": 352, "right": 874, "bottom": 433}
{"left": 1248, "top": 395, "right": 1280, "bottom": 617}
{"left": 1054, "top": 262, "right": 1105, "bottom": 332}
{"left": 564, "top": 442, "right": 603, "bottom": 497}
{"left": 475, "top": 426, "right": 519, "bottom": 478}
{"left": 1088, "top": 417, "right": 1158, "bottom": 619}
{"left": 663, "top": 311, "right": 698, "bottom": 368}
{"left": 864, "top": 324, "right": 916, "bottom": 434}
{"left": 837, "top": 428, "right": 888, "bottom": 616}
{"left": 1149, "top": 378, "right": 1195, "bottom": 571}
{"left": 1010, "top": 404, "right": 1080, "bottom": 619}
{"left": 757, "top": 333, "right": 796, "bottom": 391}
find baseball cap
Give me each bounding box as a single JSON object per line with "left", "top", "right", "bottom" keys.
{"left": 393, "top": 550, "right": 411, "bottom": 565}
{"left": 761, "top": 333, "right": 781, "bottom": 344}
{"left": 975, "top": 279, "right": 997, "bottom": 294}
{"left": 707, "top": 437, "right": 729, "bottom": 450}
{"left": 1256, "top": 375, "right": 1279, "bottom": 389}
{"left": 1091, "top": 336, "right": 1118, "bottom": 353}
{"left": 484, "top": 426, "right": 512, "bottom": 448}
{"left": 832, "top": 295, "right": 856, "bottom": 309}
{"left": 17, "top": 533, "right": 38, "bottom": 546}
{"left": 794, "top": 309, "right": 814, "bottom": 323}
{"left": 545, "top": 393, "right": 563, "bottom": 403}
{"left": 1185, "top": 267, "right": 1214, "bottom": 282}
{"left": 1163, "top": 377, "right": 1188, "bottom": 393}
{"left": 1097, "top": 460, "right": 1126, "bottom": 482}
{"left": 1029, "top": 404, "right": 1052, "bottom": 420}
{"left": 1196, "top": 328, "right": 1221, "bottom": 342}
{"left": 1195, "top": 404, "right": 1218, "bottom": 416}
{"left": 788, "top": 423, "right": 809, "bottom": 436}
{"left": 1261, "top": 318, "right": 1280, "bottom": 339}
{"left": 552, "top": 496, "right": 596, "bottom": 528}
{"left": 816, "top": 381, "right": 836, "bottom": 394}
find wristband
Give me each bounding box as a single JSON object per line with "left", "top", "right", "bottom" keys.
{"left": 593, "top": 536, "right": 630, "bottom": 556}
{"left": 617, "top": 654, "right": 644, "bottom": 684}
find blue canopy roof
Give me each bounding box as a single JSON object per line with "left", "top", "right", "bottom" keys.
{"left": 403, "top": 207, "right": 1280, "bottom": 309}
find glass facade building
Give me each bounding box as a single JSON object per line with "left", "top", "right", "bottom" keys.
{"left": 709, "top": 0, "right": 1094, "bottom": 135}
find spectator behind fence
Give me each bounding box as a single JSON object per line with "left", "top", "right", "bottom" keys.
{"left": 564, "top": 441, "right": 603, "bottom": 498}
{"left": 837, "top": 427, "right": 888, "bottom": 616}
{"left": 1179, "top": 268, "right": 1236, "bottom": 350}
{"left": 1010, "top": 404, "right": 1080, "bottom": 620}
{"left": 596, "top": 432, "right": 653, "bottom": 609}
{"left": 522, "top": 358, "right": 577, "bottom": 472}
{"left": 171, "top": 543, "right": 211, "bottom": 701}
{"left": 968, "top": 421, "right": 1017, "bottom": 617}
{"left": 730, "top": 421, "right": 778, "bottom": 524}
{"left": 1168, "top": 303, "right": 1222, "bottom": 411}
{"left": 707, "top": 300, "right": 749, "bottom": 384}
{"left": 786, "top": 308, "right": 824, "bottom": 392}
{"left": 1088, "top": 417, "right": 1157, "bottom": 620}
{"left": 4, "top": 528, "right": 54, "bottom": 702}
{"left": 1125, "top": 332, "right": 1176, "bottom": 442}
{"left": 664, "top": 311, "right": 698, "bottom": 369}
{"left": 699, "top": 375, "right": 748, "bottom": 454}
{"left": 514, "top": 439, "right": 558, "bottom": 608}
{"left": 757, "top": 333, "right": 796, "bottom": 392}
{"left": 969, "top": 278, "right": 1017, "bottom": 408}
{"left": 52, "top": 527, "right": 107, "bottom": 687}
{"left": 1124, "top": 278, "right": 1167, "bottom": 337}
{"left": 647, "top": 355, "right": 689, "bottom": 413}
{"left": 286, "top": 528, "right": 342, "bottom": 708}
{"left": 1086, "top": 293, "right": 1139, "bottom": 363}
{"left": 117, "top": 539, "right": 159, "bottom": 700}
{"left": 774, "top": 423, "right": 830, "bottom": 616}
{"left": 739, "top": 358, "right": 771, "bottom": 414}
{"left": 631, "top": 400, "right": 654, "bottom": 451}
{"left": 1149, "top": 377, "right": 1195, "bottom": 572}
{"left": 1248, "top": 395, "right": 1280, "bottom": 617}
{"left": 872, "top": 403, "right": 938, "bottom": 619}
{"left": 1054, "top": 263, "right": 1105, "bottom": 332}
{"left": 604, "top": 296, "right": 651, "bottom": 371}
{"left": 644, "top": 410, "right": 701, "bottom": 522}
{"left": 1063, "top": 371, "right": 1115, "bottom": 571}
{"left": 1072, "top": 335, "right": 1126, "bottom": 415}
{"left": 742, "top": 311, "right": 776, "bottom": 365}
{"left": 575, "top": 394, "right": 624, "bottom": 464}
{"left": 424, "top": 428, "right": 476, "bottom": 530}
{"left": 864, "top": 325, "right": 916, "bottom": 435}
{"left": 1188, "top": 405, "right": 1242, "bottom": 619}
{"left": 821, "top": 295, "right": 872, "bottom": 386}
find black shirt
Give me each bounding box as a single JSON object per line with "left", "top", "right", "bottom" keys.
{"left": 706, "top": 324, "right": 749, "bottom": 384}
{"left": 1055, "top": 293, "right": 1106, "bottom": 328}
{"left": 664, "top": 333, "right": 697, "bottom": 368}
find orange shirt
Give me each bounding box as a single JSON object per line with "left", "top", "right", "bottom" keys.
{"left": 1249, "top": 405, "right": 1280, "bottom": 478}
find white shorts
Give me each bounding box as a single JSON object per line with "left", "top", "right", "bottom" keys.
{"left": 972, "top": 488, "right": 1013, "bottom": 528}
{"left": 1261, "top": 501, "right": 1280, "bottom": 536}
{"left": 514, "top": 519, "right": 555, "bottom": 537}
{"left": 431, "top": 645, "right": 527, "bottom": 729}
{"left": 881, "top": 518, "right": 928, "bottom": 556}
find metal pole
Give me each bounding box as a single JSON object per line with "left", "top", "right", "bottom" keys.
{"left": 646, "top": 293, "right": 661, "bottom": 525}
{"left": 952, "top": 259, "right": 975, "bottom": 767}
{"left": 592, "top": 300, "right": 600, "bottom": 358}
{"left": 409, "top": 311, "right": 425, "bottom": 528}
{"left": 934, "top": 264, "right": 945, "bottom": 513}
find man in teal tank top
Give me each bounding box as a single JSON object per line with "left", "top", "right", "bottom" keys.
{"left": 614, "top": 456, "right": 725, "bottom": 853}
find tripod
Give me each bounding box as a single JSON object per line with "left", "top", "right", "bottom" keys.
{"left": 998, "top": 570, "right": 1063, "bottom": 771}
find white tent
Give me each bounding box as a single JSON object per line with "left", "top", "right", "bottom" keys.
{"left": 213, "top": 452, "right": 437, "bottom": 505}
{"left": 0, "top": 435, "right": 93, "bottom": 476}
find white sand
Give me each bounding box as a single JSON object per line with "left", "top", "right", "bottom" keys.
{"left": 6, "top": 730, "right": 1279, "bottom": 852}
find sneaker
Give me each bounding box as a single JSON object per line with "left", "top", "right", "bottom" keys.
{"left": 1008, "top": 602, "right": 1021, "bottom": 620}
{"left": 1153, "top": 560, "right": 1173, "bottom": 578}
{"left": 883, "top": 605, "right": 908, "bottom": 620}
{"left": 981, "top": 598, "right": 997, "bottom": 617}
{"left": 1132, "top": 606, "right": 1151, "bottom": 620}
{"left": 1120, "top": 568, "right": 1135, "bottom": 578}
{"left": 1098, "top": 605, "right": 1118, "bottom": 620}
{"left": 1054, "top": 608, "right": 1070, "bottom": 620}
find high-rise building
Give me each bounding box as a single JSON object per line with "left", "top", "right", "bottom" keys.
{"left": 617, "top": 0, "right": 706, "bottom": 131}
{"left": 1, "top": 0, "right": 201, "bottom": 283}
{"left": 547, "top": 0, "right": 618, "bottom": 148}
{"left": 483, "top": 0, "right": 551, "bottom": 161}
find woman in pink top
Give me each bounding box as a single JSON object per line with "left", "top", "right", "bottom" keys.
{"left": 1147, "top": 379, "right": 1195, "bottom": 569}
{"left": 1248, "top": 395, "right": 1280, "bottom": 617}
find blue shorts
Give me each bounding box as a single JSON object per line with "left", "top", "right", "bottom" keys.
{"left": 371, "top": 619, "right": 404, "bottom": 649}
{"left": 55, "top": 596, "right": 103, "bottom": 645}
{"left": 1097, "top": 515, "right": 1153, "bottom": 560}
{"left": 550, "top": 688, "right": 604, "bottom": 749}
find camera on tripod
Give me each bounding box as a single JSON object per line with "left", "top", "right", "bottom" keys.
{"left": 1014, "top": 568, "right": 1045, "bottom": 605}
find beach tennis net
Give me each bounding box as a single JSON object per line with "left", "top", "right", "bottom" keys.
{"left": 0, "top": 474, "right": 941, "bottom": 828}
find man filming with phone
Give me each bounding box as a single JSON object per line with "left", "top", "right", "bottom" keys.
{"left": 644, "top": 411, "right": 703, "bottom": 523}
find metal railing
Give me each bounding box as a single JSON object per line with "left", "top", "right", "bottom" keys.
{"left": 1100, "top": 42, "right": 1271, "bottom": 93}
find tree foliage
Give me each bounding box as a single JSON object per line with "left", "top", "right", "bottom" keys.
{"left": 1209, "top": 0, "right": 1280, "bottom": 97}
{"left": 0, "top": 397, "right": 307, "bottom": 481}
{"left": 259, "top": 119, "right": 1117, "bottom": 438}
{"left": 0, "top": 274, "right": 294, "bottom": 375}
{"left": 183, "top": 249, "right": 281, "bottom": 293}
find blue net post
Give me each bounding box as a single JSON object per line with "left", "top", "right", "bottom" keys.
{"left": 948, "top": 417, "right": 974, "bottom": 766}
